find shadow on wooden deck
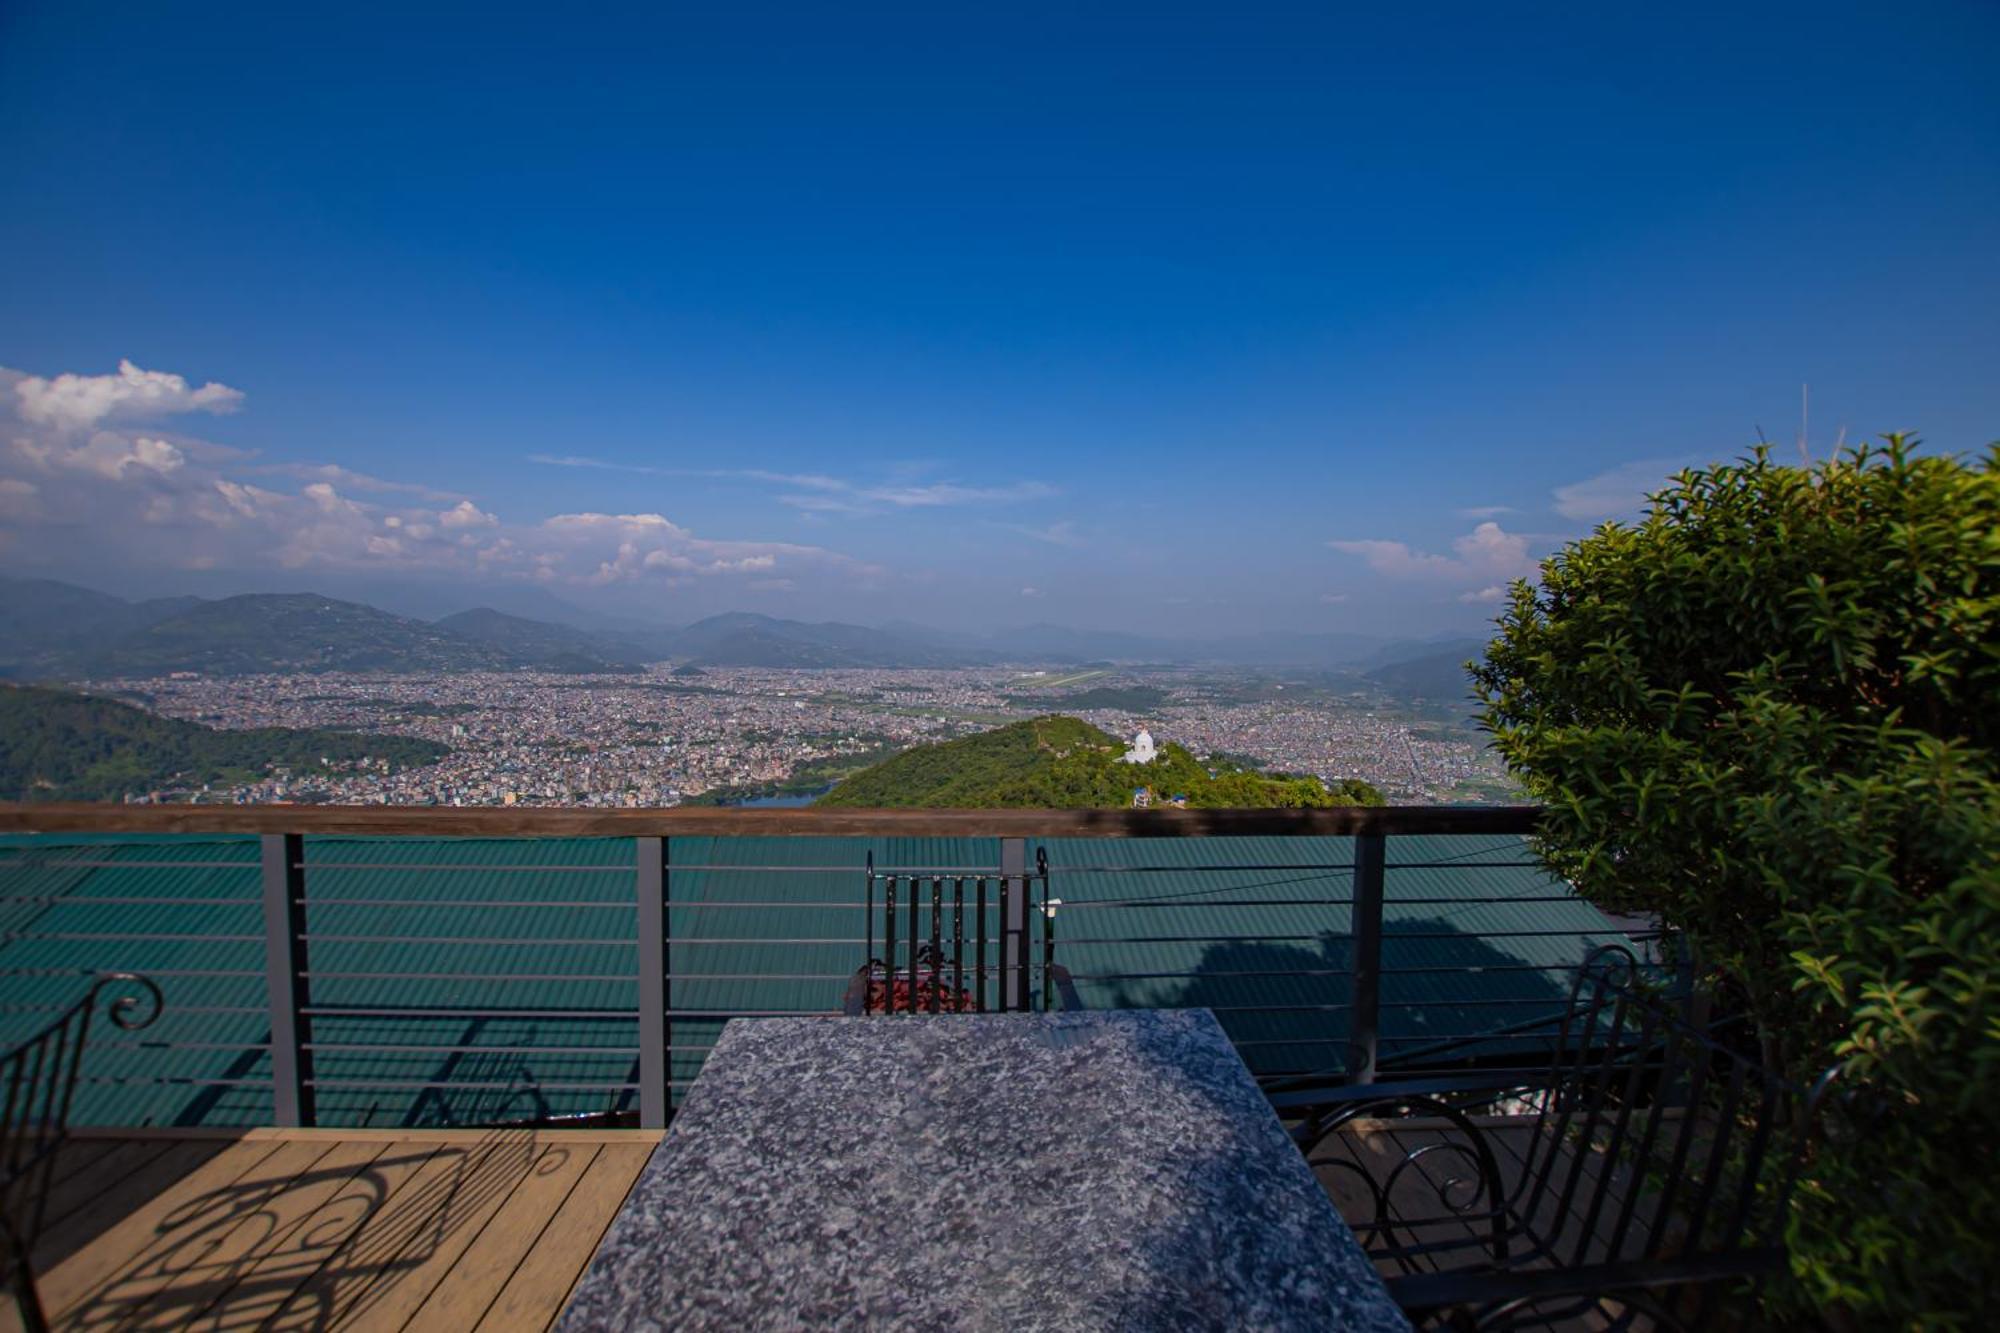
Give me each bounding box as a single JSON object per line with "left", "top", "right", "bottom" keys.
{"left": 5, "top": 1127, "right": 658, "bottom": 1333}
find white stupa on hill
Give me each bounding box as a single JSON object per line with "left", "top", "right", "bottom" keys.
{"left": 1119, "top": 729, "right": 1156, "bottom": 764}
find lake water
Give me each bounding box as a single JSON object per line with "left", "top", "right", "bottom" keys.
{"left": 728, "top": 785, "right": 833, "bottom": 808}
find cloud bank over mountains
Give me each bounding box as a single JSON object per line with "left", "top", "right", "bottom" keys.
{"left": 0, "top": 360, "right": 875, "bottom": 593}
{"left": 2, "top": 357, "right": 1702, "bottom": 629}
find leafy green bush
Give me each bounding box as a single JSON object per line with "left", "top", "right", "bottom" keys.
{"left": 1473, "top": 438, "right": 1998, "bottom": 1328}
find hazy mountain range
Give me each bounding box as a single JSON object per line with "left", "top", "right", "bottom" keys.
{"left": 0, "top": 577, "right": 1486, "bottom": 680}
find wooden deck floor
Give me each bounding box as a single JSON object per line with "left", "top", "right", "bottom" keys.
{"left": 2, "top": 1127, "right": 660, "bottom": 1333}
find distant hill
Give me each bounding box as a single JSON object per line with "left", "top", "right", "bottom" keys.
{"left": 0, "top": 574, "right": 1505, "bottom": 677}
{"left": 433, "top": 607, "right": 645, "bottom": 672}
{"left": 0, "top": 578, "right": 204, "bottom": 678}
{"left": 0, "top": 684, "right": 448, "bottom": 801}
{"left": 673, "top": 613, "right": 984, "bottom": 668}
{"left": 987, "top": 625, "right": 1388, "bottom": 667}
{"left": 818, "top": 715, "right": 1383, "bottom": 809}
{"left": 77, "top": 594, "right": 528, "bottom": 677}
{"left": 1005, "top": 684, "right": 1168, "bottom": 712}
{"left": 1358, "top": 635, "right": 1487, "bottom": 671}
{"left": 1366, "top": 642, "right": 1484, "bottom": 705}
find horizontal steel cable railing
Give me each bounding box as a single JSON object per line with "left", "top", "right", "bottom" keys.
{"left": 0, "top": 804, "right": 1663, "bottom": 1129}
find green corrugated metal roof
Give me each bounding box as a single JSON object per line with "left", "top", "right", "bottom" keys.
{"left": 0, "top": 830, "right": 1626, "bottom": 1128}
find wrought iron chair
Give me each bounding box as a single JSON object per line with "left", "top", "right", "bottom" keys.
{"left": 842, "top": 853, "right": 1082, "bottom": 1014}
{"left": 1, "top": 973, "right": 164, "bottom": 1333}
{"left": 1270, "top": 947, "right": 1836, "bottom": 1331}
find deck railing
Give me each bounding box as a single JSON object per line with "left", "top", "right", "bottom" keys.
{"left": 0, "top": 804, "right": 1652, "bottom": 1132}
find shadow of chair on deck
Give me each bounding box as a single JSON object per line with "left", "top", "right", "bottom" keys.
{"left": 55, "top": 1120, "right": 574, "bottom": 1332}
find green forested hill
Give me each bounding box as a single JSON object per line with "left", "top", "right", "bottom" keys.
{"left": 1365, "top": 644, "right": 1482, "bottom": 705}
{"left": 78, "top": 594, "right": 523, "bottom": 677}
{"left": 0, "top": 685, "right": 449, "bottom": 800}
{"left": 816, "top": 715, "right": 1383, "bottom": 808}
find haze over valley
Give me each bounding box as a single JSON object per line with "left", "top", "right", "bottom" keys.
{"left": 1, "top": 576, "right": 1507, "bottom": 807}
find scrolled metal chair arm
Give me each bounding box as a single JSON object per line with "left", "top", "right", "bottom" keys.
{"left": 1291, "top": 1089, "right": 1512, "bottom": 1267}
{"left": 86, "top": 972, "right": 164, "bottom": 1032}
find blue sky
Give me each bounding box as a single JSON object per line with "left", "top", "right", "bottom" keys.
{"left": 2, "top": 2, "right": 1995, "bottom": 636}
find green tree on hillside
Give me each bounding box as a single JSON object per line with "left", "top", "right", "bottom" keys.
{"left": 0, "top": 685, "right": 448, "bottom": 801}
{"left": 818, "top": 715, "right": 1383, "bottom": 809}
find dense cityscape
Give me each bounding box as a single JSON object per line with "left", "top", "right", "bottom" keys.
{"left": 89, "top": 665, "right": 1515, "bottom": 807}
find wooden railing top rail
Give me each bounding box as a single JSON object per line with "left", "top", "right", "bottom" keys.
{"left": 0, "top": 802, "right": 1542, "bottom": 839}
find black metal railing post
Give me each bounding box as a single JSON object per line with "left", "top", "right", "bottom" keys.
{"left": 637, "top": 836, "right": 668, "bottom": 1128}
{"left": 260, "top": 832, "right": 314, "bottom": 1126}
{"left": 1350, "top": 831, "right": 1386, "bottom": 1084}
{"left": 1037, "top": 846, "right": 1056, "bottom": 1011}
{"left": 1001, "top": 838, "right": 1029, "bottom": 1011}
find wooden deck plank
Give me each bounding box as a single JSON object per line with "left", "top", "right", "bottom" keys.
{"left": 37, "top": 1140, "right": 175, "bottom": 1231}
{"left": 188, "top": 1143, "right": 446, "bottom": 1332}
{"left": 88, "top": 1139, "right": 378, "bottom": 1331}
{"left": 471, "top": 1142, "right": 654, "bottom": 1333}
{"left": 321, "top": 1132, "right": 550, "bottom": 1333}
{"left": 52, "top": 1140, "right": 340, "bottom": 1329}
{"left": 8, "top": 1132, "right": 660, "bottom": 1333}
{"left": 213, "top": 1140, "right": 446, "bottom": 1333}
{"left": 225, "top": 1126, "right": 662, "bottom": 1146}
{"left": 45, "top": 1138, "right": 121, "bottom": 1187}
{"left": 261, "top": 1131, "right": 544, "bottom": 1332}
{"left": 62, "top": 1127, "right": 661, "bottom": 1146}
{"left": 164, "top": 1139, "right": 399, "bottom": 1332}
{"left": 405, "top": 1143, "right": 602, "bottom": 1329}
{"left": 29, "top": 1141, "right": 288, "bottom": 1326}
{"left": 1297, "top": 1123, "right": 1390, "bottom": 1255}
{"left": 28, "top": 1140, "right": 234, "bottom": 1280}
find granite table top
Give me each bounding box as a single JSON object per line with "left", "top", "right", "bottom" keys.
{"left": 556, "top": 1009, "right": 1410, "bottom": 1332}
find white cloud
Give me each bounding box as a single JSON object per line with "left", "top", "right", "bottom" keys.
{"left": 1319, "top": 592, "right": 1349, "bottom": 604}
{"left": 537, "top": 511, "right": 860, "bottom": 586}
{"left": 1457, "top": 505, "right": 1515, "bottom": 519}
{"left": 858, "top": 480, "right": 1055, "bottom": 508}
{"left": 0, "top": 360, "right": 881, "bottom": 593}
{"left": 1459, "top": 585, "right": 1507, "bottom": 604}
{"left": 14, "top": 360, "right": 243, "bottom": 431}
{"left": 1329, "top": 521, "right": 1536, "bottom": 584}
{"left": 1020, "top": 586, "right": 1043, "bottom": 598}
{"left": 439, "top": 499, "right": 497, "bottom": 529}
{"left": 526, "top": 453, "right": 653, "bottom": 472}
{"left": 9, "top": 431, "right": 187, "bottom": 480}
{"left": 530, "top": 453, "right": 1055, "bottom": 516}
{"left": 1552, "top": 458, "right": 1695, "bottom": 522}
{"left": 771, "top": 474, "right": 1055, "bottom": 513}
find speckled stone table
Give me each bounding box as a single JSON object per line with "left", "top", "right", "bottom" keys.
{"left": 557, "top": 1009, "right": 1410, "bottom": 1332}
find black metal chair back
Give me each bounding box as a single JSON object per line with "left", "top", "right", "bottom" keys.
{"left": 1278, "top": 947, "right": 1836, "bottom": 1330}
{"left": 1, "top": 973, "right": 163, "bottom": 1333}
{"left": 844, "top": 851, "right": 1080, "bottom": 1014}
{"left": 1509, "top": 949, "right": 1818, "bottom": 1282}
